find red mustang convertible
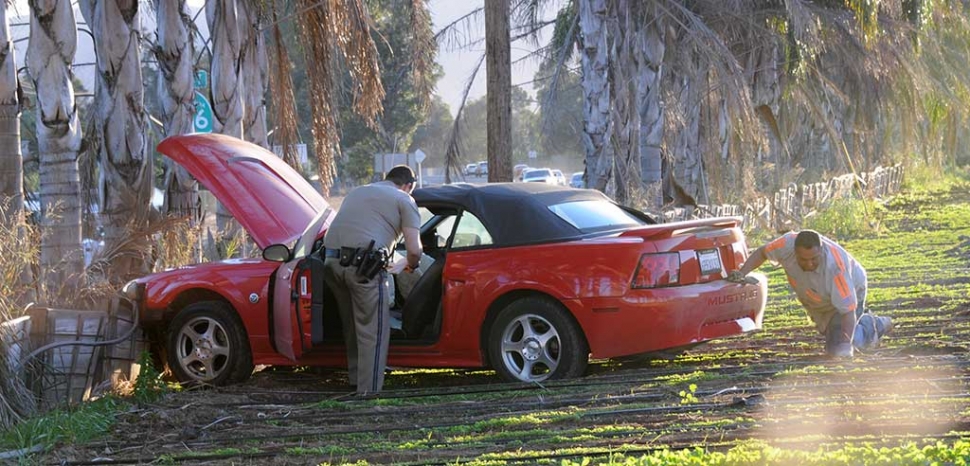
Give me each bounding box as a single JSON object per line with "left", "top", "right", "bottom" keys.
{"left": 123, "top": 134, "right": 767, "bottom": 385}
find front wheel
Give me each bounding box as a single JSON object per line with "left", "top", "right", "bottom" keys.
{"left": 487, "top": 297, "right": 588, "bottom": 383}
{"left": 166, "top": 301, "right": 253, "bottom": 386}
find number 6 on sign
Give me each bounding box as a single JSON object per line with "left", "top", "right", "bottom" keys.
{"left": 193, "top": 91, "right": 214, "bottom": 133}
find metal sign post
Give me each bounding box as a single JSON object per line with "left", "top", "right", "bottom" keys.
{"left": 414, "top": 149, "right": 426, "bottom": 188}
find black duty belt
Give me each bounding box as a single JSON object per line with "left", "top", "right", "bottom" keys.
{"left": 323, "top": 247, "right": 363, "bottom": 259}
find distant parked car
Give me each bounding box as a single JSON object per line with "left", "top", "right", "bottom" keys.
{"left": 477, "top": 161, "right": 489, "bottom": 176}
{"left": 570, "top": 172, "right": 584, "bottom": 188}
{"left": 513, "top": 164, "right": 530, "bottom": 181}
{"left": 464, "top": 163, "right": 478, "bottom": 176}
{"left": 552, "top": 169, "right": 567, "bottom": 186}
{"left": 522, "top": 168, "right": 557, "bottom": 184}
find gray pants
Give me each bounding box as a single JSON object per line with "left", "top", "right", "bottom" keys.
{"left": 824, "top": 285, "right": 892, "bottom": 354}
{"left": 323, "top": 257, "right": 389, "bottom": 394}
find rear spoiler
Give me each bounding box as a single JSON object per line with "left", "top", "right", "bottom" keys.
{"left": 618, "top": 216, "right": 742, "bottom": 241}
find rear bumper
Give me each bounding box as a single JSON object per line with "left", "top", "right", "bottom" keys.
{"left": 577, "top": 273, "right": 767, "bottom": 359}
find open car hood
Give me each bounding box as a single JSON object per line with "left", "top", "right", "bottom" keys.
{"left": 157, "top": 134, "right": 329, "bottom": 249}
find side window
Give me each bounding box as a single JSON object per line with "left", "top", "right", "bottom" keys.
{"left": 451, "top": 212, "right": 493, "bottom": 248}
{"left": 435, "top": 215, "right": 456, "bottom": 248}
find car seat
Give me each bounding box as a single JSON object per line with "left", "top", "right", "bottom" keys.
{"left": 401, "top": 259, "right": 445, "bottom": 338}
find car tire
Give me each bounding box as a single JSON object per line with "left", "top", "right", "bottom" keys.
{"left": 487, "top": 297, "right": 588, "bottom": 383}
{"left": 166, "top": 301, "right": 254, "bottom": 386}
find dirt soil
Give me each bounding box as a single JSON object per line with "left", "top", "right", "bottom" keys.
{"left": 38, "top": 183, "right": 970, "bottom": 465}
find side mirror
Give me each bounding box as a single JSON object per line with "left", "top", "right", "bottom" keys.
{"left": 262, "top": 244, "right": 292, "bottom": 262}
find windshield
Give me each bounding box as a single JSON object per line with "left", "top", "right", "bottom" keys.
{"left": 291, "top": 209, "right": 330, "bottom": 259}
{"left": 525, "top": 169, "right": 551, "bottom": 179}
{"left": 548, "top": 200, "right": 645, "bottom": 233}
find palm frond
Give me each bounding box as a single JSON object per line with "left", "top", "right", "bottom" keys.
{"left": 407, "top": 0, "right": 435, "bottom": 112}
{"left": 443, "top": 53, "right": 485, "bottom": 184}
{"left": 434, "top": 6, "right": 483, "bottom": 52}
{"left": 267, "top": 2, "right": 301, "bottom": 169}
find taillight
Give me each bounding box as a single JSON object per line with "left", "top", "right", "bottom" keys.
{"left": 632, "top": 253, "right": 680, "bottom": 288}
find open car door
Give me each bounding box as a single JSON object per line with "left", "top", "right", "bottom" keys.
{"left": 270, "top": 208, "right": 334, "bottom": 361}
{"left": 272, "top": 257, "right": 304, "bottom": 361}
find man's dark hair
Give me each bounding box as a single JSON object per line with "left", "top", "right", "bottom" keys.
{"left": 385, "top": 165, "right": 416, "bottom": 186}
{"left": 794, "top": 230, "right": 821, "bottom": 249}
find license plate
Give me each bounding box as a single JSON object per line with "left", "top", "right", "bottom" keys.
{"left": 697, "top": 249, "right": 722, "bottom": 275}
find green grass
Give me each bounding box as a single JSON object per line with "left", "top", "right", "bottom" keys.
{"left": 553, "top": 440, "right": 970, "bottom": 465}
{"left": 0, "top": 396, "right": 121, "bottom": 452}
{"left": 285, "top": 445, "right": 355, "bottom": 456}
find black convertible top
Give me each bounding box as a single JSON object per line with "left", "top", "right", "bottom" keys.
{"left": 412, "top": 182, "right": 617, "bottom": 246}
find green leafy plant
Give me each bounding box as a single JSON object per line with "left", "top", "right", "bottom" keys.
{"left": 678, "top": 383, "right": 699, "bottom": 404}
{"left": 132, "top": 350, "right": 166, "bottom": 404}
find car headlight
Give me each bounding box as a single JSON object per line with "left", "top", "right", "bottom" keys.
{"left": 121, "top": 279, "right": 145, "bottom": 302}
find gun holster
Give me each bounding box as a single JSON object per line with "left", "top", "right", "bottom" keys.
{"left": 357, "top": 246, "right": 389, "bottom": 281}
{"left": 338, "top": 240, "right": 387, "bottom": 281}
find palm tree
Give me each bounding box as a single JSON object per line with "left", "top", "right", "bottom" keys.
{"left": 578, "top": 0, "right": 613, "bottom": 193}
{"left": 239, "top": 0, "right": 268, "bottom": 148}
{"left": 632, "top": 1, "right": 664, "bottom": 210}
{"left": 155, "top": 0, "right": 200, "bottom": 219}
{"left": 0, "top": 1, "right": 22, "bottom": 221}
{"left": 206, "top": 0, "right": 244, "bottom": 251}
{"left": 608, "top": 0, "right": 637, "bottom": 205}
{"left": 79, "top": 0, "right": 153, "bottom": 280}
{"left": 0, "top": 1, "right": 34, "bottom": 305}
{"left": 26, "top": 0, "right": 84, "bottom": 293}
{"left": 207, "top": 0, "right": 243, "bottom": 138}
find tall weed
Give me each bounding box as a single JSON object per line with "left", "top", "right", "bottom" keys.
{"left": 0, "top": 203, "right": 37, "bottom": 321}
{"left": 802, "top": 197, "right": 883, "bottom": 240}
{"left": 903, "top": 161, "right": 968, "bottom": 194}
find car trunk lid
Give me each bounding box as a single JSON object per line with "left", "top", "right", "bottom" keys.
{"left": 621, "top": 217, "right": 748, "bottom": 286}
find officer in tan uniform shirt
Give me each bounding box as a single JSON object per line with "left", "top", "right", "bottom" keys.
{"left": 323, "top": 165, "right": 423, "bottom": 395}
{"left": 729, "top": 230, "right": 892, "bottom": 357}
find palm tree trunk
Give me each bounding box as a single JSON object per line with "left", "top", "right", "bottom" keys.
{"left": 155, "top": 0, "right": 199, "bottom": 219}
{"left": 26, "top": 0, "right": 84, "bottom": 294}
{"left": 579, "top": 0, "right": 613, "bottom": 192}
{"left": 0, "top": 2, "right": 34, "bottom": 304}
{"left": 207, "top": 0, "right": 244, "bottom": 253}
{"left": 669, "top": 45, "right": 705, "bottom": 205}
{"left": 207, "top": 0, "right": 244, "bottom": 138}
{"left": 634, "top": 2, "right": 664, "bottom": 211}
{"left": 239, "top": 0, "right": 268, "bottom": 148}
{"left": 80, "top": 0, "right": 153, "bottom": 280}
{"left": 484, "top": 0, "right": 511, "bottom": 182}
{"left": 610, "top": 0, "right": 637, "bottom": 205}
{"left": 0, "top": 2, "right": 22, "bottom": 220}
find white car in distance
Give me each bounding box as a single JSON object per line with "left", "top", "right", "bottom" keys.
{"left": 552, "top": 169, "right": 567, "bottom": 186}
{"left": 521, "top": 168, "right": 557, "bottom": 184}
